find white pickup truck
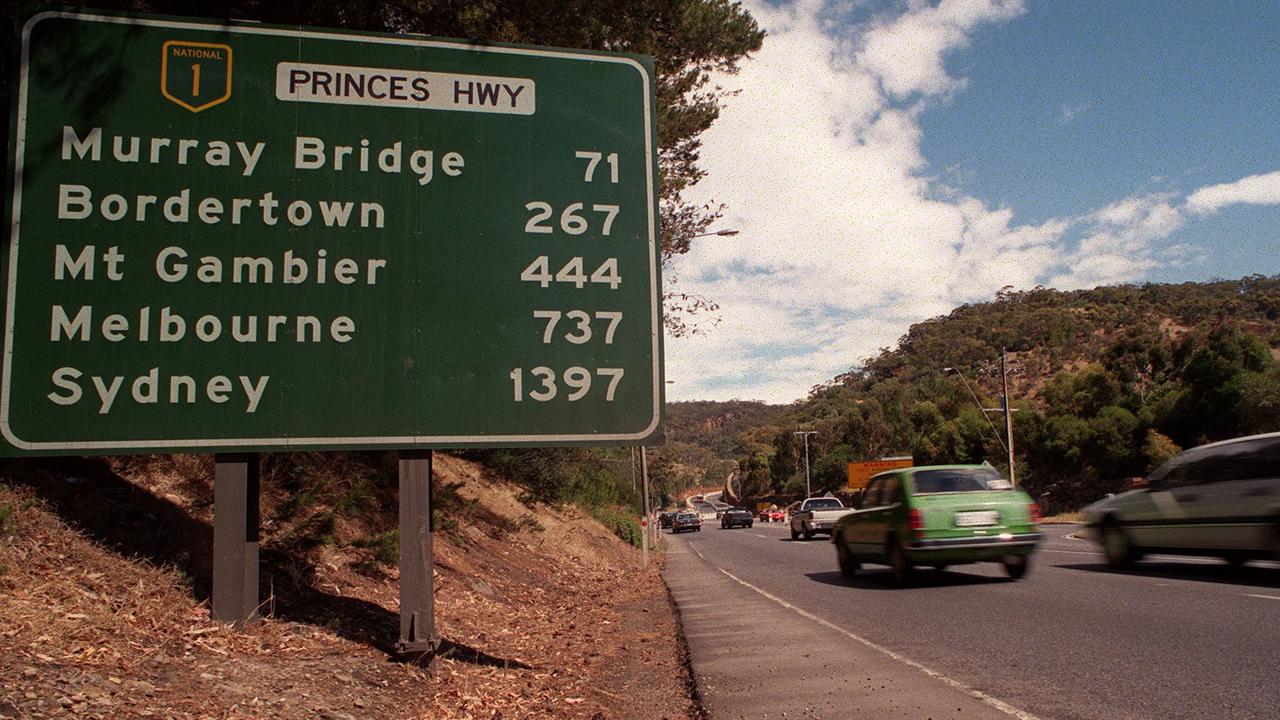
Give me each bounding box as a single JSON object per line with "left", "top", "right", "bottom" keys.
{"left": 789, "top": 497, "right": 854, "bottom": 540}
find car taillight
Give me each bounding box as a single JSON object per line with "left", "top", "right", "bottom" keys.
{"left": 1028, "top": 503, "right": 1041, "bottom": 524}
{"left": 909, "top": 508, "right": 925, "bottom": 538}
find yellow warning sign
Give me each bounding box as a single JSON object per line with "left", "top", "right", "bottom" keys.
{"left": 846, "top": 457, "right": 913, "bottom": 489}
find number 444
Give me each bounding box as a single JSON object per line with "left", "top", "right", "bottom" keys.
{"left": 520, "top": 256, "right": 620, "bottom": 290}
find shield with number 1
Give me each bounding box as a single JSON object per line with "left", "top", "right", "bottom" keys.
{"left": 161, "top": 40, "right": 233, "bottom": 113}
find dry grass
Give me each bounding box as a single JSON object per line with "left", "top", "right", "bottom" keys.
{"left": 0, "top": 454, "right": 694, "bottom": 720}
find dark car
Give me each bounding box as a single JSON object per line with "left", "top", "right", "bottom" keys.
{"left": 720, "top": 507, "right": 754, "bottom": 529}
{"left": 658, "top": 511, "right": 678, "bottom": 529}
{"left": 671, "top": 511, "right": 702, "bottom": 533}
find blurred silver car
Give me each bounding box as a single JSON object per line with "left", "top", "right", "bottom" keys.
{"left": 1082, "top": 432, "right": 1280, "bottom": 567}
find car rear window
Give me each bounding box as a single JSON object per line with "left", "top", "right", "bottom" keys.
{"left": 806, "top": 498, "right": 843, "bottom": 509}
{"left": 911, "top": 468, "right": 1006, "bottom": 494}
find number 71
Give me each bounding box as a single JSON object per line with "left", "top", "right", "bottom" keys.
{"left": 575, "top": 151, "right": 618, "bottom": 183}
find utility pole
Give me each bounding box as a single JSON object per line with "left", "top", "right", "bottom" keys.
{"left": 945, "top": 360, "right": 1018, "bottom": 485}
{"left": 793, "top": 431, "right": 818, "bottom": 498}
{"left": 640, "top": 446, "right": 651, "bottom": 566}
{"left": 1001, "top": 348, "right": 1016, "bottom": 486}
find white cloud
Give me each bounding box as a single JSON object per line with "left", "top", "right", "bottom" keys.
{"left": 857, "top": 0, "right": 1025, "bottom": 99}
{"left": 1045, "top": 194, "right": 1185, "bottom": 289}
{"left": 1059, "top": 100, "right": 1095, "bottom": 124}
{"left": 664, "top": 1, "right": 1278, "bottom": 405}
{"left": 1161, "top": 243, "right": 1208, "bottom": 267}
{"left": 1185, "top": 170, "right": 1280, "bottom": 214}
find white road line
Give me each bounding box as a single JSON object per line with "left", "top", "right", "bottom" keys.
{"left": 685, "top": 544, "right": 1043, "bottom": 720}
{"left": 1129, "top": 554, "right": 1224, "bottom": 564}
{"left": 1245, "top": 594, "right": 1280, "bottom": 601}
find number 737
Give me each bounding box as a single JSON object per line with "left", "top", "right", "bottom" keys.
{"left": 533, "top": 310, "right": 622, "bottom": 344}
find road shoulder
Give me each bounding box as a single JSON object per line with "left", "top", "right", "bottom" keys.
{"left": 663, "top": 534, "right": 1037, "bottom": 720}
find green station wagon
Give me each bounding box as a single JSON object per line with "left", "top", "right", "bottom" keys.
{"left": 832, "top": 465, "right": 1042, "bottom": 583}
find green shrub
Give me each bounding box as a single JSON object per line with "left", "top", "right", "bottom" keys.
{"left": 588, "top": 505, "right": 642, "bottom": 548}
{"left": 350, "top": 529, "right": 399, "bottom": 566}
{"left": 275, "top": 511, "right": 337, "bottom": 551}
{"left": 335, "top": 477, "right": 376, "bottom": 516}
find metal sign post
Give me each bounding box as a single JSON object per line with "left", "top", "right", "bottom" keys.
{"left": 640, "top": 446, "right": 651, "bottom": 566}
{"left": 212, "top": 453, "right": 259, "bottom": 628}
{"left": 397, "top": 450, "right": 439, "bottom": 666}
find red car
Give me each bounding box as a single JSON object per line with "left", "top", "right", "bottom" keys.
{"left": 759, "top": 508, "right": 785, "bottom": 522}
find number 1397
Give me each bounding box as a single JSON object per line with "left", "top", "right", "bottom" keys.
{"left": 510, "top": 367, "right": 624, "bottom": 402}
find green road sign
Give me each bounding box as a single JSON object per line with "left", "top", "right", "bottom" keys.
{"left": 2, "top": 10, "right": 663, "bottom": 455}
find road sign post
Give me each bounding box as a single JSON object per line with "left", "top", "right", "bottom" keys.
{"left": 640, "top": 446, "right": 651, "bottom": 566}
{"left": 212, "top": 453, "right": 259, "bottom": 628}
{"left": 397, "top": 450, "right": 438, "bottom": 666}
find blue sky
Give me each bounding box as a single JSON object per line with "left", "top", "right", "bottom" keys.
{"left": 920, "top": 1, "right": 1280, "bottom": 282}
{"left": 667, "top": 0, "right": 1280, "bottom": 404}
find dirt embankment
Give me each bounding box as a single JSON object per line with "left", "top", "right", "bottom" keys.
{"left": 0, "top": 453, "right": 696, "bottom": 720}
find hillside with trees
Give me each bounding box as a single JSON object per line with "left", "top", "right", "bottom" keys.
{"left": 645, "top": 401, "right": 786, "bottom": 503}
{"left": 362, "top": 279, "right": 1280, "bottom": 519}
{"left": 699, "top": 277, "right": 1280, "bottom": 511}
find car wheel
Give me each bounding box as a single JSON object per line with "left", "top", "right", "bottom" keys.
{"left": 1101, "top": 520, "right": 1139, "bottom": 568}
{"left": 1002, "top": 555, "right": 1029, "bottom": 580}
{"left": 887, "top": 537, "right": 914, "bottom": 586}
{"left": 836, "top": 538, "right": 860, "bottom": 578}
{"left": 790, "top": 528, "right": 800, "bottom": 541}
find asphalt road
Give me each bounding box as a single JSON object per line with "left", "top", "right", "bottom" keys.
{"left": 663, "top": 522, "right": 1280, "bottom": 720}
